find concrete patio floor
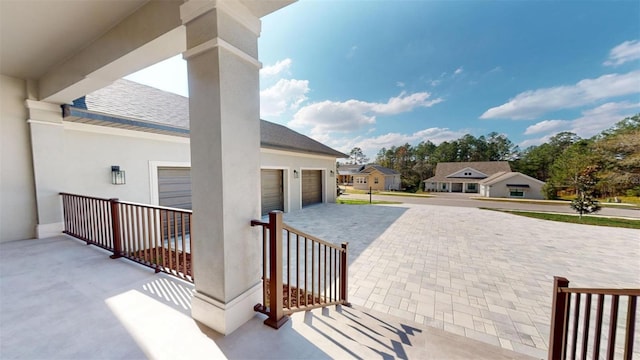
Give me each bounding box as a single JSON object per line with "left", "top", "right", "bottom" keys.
{"left": 1, "top": 235, "right": 533, "bottom": 360}
{"left": 1, "top": 202, "right": 638, "bottom": 359}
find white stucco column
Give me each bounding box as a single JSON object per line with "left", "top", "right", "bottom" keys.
{"left": 181, "top": 1, "right": 263, "bottom": 335}
{"left": 26, "top": 100, "right": 65, "bottom": 238}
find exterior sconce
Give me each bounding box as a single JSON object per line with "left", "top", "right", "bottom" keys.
{"left": 293, "top": 169, "right": 299, "bottom": 179}
{"left": 111, "top": 165, "right": 126, "bottom": 185}
{"left": 329, "top": 170, "right": 335, "bottom": 177}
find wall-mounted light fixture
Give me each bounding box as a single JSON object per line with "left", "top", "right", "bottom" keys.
{"left": 293, "top": 169, "right": 299, "bottom": 179}
{"left": 329, "top": 170, "right": 335, "bottom": 177}
{"left": 111, "top": 165, "right": 126, "bottom": 185}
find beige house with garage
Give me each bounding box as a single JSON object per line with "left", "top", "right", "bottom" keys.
{"left": 424, "top": 161, "right": 512, "bottom": 193}
{"left": 62, "top": 79, "right": 347, "bottom": 216}
{"left": 479, "top": 171, "right": 546, "bottom": 200}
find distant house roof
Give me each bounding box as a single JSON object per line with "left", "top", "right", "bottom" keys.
{"left": 337, "top": 164, "right": 365, "bottom": 175}
{"left": 424, "top": 161, "right": 511, "bottom": 183}
{"left": 63, "top": 79, "right": 348, "bottom": 158}
{"left": 360, "top": 165, "right": 400, "bottom": 175}
{"left": 479, "top": 171, "right": 545, "bottom": 186}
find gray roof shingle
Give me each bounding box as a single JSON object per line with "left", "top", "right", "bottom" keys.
{"left": 67, "top": 79, "right": 347, "bottom": 158}
{"left": 424, "top": 161, "right": 512, "bottom": 182}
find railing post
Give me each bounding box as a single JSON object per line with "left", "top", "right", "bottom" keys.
{"left": 264, "top": 211, "right": 288, "bottom": 329}
{"left": 340, "top": 242, "right": 350, "bottom": 306}
{"left": 109, "top": 198, "right": 122, "bottom": 259}
{"left": 549, "top": 276, "right": 570, "bottom": 360}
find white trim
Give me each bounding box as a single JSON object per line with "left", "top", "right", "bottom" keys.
{"left": 27, "top": 119, "right": 63, "bottom": 127}
{"left": 25, "top": 99, "right": 60, "bottom": 112}
{"left": 191, "top": 282, "right": 262, "bottom": 335}
{"left": 63, "top": 121, "right": 190, "bottom": 144}
{"left": 446, "top": 167, "right": 488, "bottom": 179}
{"left": 260, "top": 147, "right": 339, "bottom": 161}
{"left": 149, "top": 161, "right": 191, "bottom": 206}
{"left": 182, "top": 38, "right": 261, "bottom": 69}
{"left": 36, "top": 222, "right": 64, "bottom": 239}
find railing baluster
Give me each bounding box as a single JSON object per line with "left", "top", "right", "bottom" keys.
{"left": 182, "top": 213, "right": 187, "bottom": 277}
{"left": 549, "top": 277, "right": 570, "bottom": 360}
{"left": 593, "top": 294, "right": 605, "bottom": 359}
{"left": 304, "top": 237, "right": 308, "bottom": 307}
{"left": 623, "top": 295, "right": 636, "bottom": 360}
{"left": 286, "top": 230, "right": 291, "bottom": 310}
{"left": 296, "top": 234, "right": 300, "bottom": 309}
{"left": 581, "top": 293, "right": 592, "bottom": 359}
{"left": 341, "top": 243, "right": 348, "bottom": 304}
{"left": 311, "top": 238, "right": 315, "bottom": 306}
{"left": 570, "top": 293, "right": 581, "bottom": 359}
{"left": 606, "top": 294, "right": 619, "bottom": 360}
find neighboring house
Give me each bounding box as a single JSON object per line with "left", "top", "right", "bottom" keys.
{"left": 424, "top": 161, "right": 512, "bottom": 193}
{"left": 479, "top": 172, "right": 546, "bottom": 199}
{"left": 62, "top": 79, "right": 347, "bottom": 216}
{"left": 337, "top": 164, "right": 364, "bottom": 185}
{"left": 353, "top": 165, "right": 401, "bottom": 191}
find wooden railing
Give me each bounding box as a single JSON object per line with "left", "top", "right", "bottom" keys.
{"left": 549, "top": 276, "right": 639, "bottom": 360}
{"left": 60, "top": 193, "right": 193, "bottom": 282}
{"left": 251, "top": 211, "right": 349, "bottom": 329}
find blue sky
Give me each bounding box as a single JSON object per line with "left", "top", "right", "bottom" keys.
{"left": 126, "top": 0, "right": 640, "bottom": 159}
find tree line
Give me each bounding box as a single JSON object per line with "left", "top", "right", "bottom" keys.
{"left": 348, "top": 114, "right": 639, "bottom": 197}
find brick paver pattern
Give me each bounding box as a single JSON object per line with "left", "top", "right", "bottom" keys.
{"left": 282, "top": 203, "right": 640, "bottom": 359}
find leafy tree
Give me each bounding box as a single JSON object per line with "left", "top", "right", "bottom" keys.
{"left": 570, "top": 165, "right": 601, "bottom": 218}
{"left": 349, "top": 147, "right": 369, "bottom": 164}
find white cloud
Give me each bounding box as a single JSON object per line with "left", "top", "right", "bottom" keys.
{"left": 604, "top": 40, "right": 640, "bottom": 67}
{"left": 260, "top": 58, "right": 292, "bottom": 77}
{"left": 430, "top": 80, "right": 441, "bottom": 87}
{"left": 454, "top": 67, "right": 464, "bottom": 76}
{"left": 481, "top": 70, "right": 640, "bottom": 120}
{"left": 324, "top": 127, "right": 468, "bottom": 160}
{"left": 260, "top": 78, "right": 309, "bottom": 117}
{"left": 347, "top": 46, "right": 358, "bottom": 59}
{"left": 524, "top": 120, "right": 569, "bottom": 135}
{"left": 520, "top": 101, "right": 640, "bottom": 146}
{"left": 396, "top": 81, "right": 405, "bottom": 87}
{"left": 290, "top": 91, "right": 443, "bottom": 135}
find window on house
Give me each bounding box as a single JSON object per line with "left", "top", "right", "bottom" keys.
{"left": 374, "top": 177, "right": 379, "bottom": 184}
{"left": 467, "top": 183, "right": 477, "bottom": 191}
{"left": 509, "top": 189, "right": 525, "bottom": 197}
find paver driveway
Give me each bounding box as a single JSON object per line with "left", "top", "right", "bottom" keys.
{"left": 282, "top": 203, "right": 640, "bottom": 358}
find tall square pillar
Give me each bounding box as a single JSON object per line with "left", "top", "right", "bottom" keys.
{"left": 181, "top": 1, "right": 263, "bottom": 335}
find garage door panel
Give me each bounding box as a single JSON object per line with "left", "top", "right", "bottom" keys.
{"left": 261, "top": 169, "right": 284, "bottom": 215}
{"left": 302, "top": 170, "right": 322, "bottom": 207}
{"left": 158, "top": 168, "right": 192, "bottom": 210}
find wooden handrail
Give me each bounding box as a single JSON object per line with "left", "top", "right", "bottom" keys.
{"left": 548, "top": 276, "right": 638, "bottom": 360}
{"left": 251, "top": 211, "right": 349, "bottom": 329}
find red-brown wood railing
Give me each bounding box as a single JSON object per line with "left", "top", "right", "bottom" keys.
{"left": 251, "top": 211, "right": 349, "bottom": 329}
{"left": 549, "top": 276, "right": 639, "bottom": 360}
{"left": 60, "top": 193, "right": 192, "bottom": 282}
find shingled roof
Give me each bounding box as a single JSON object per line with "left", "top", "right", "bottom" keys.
{"left": 64, "top": 79, "right": 347, "bottom": 158}
{"left": 425, "top": 161, "right": 511, "bottom": 183}
{"left": 360, "top": 165, "right": 400, "bottom": 175}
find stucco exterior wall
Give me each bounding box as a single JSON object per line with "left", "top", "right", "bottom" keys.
{"left": 260, "top": 149, "right": 337, "bottom": 212}
{"left": 0, "top": 75, "right": 37, "bottom": 242}
{"left": 481, "top": 174, "right": 544, "bottom": 200}
{"left": 61, "top": 122, "right": 190, "bottom": 204}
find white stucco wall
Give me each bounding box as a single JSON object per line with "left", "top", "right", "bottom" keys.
{"left": 60, "top": 122, "right": 190, "bottom": 204}
{"left": 0, "top": 75, "right": 38, "bottom": 242}
{"left": 261, "top": 148, "right": 338, "bottom": 212}
{"left": 482, "top": 174, "right": 545, "bottom": 200}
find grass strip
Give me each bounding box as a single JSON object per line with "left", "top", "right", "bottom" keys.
{"left": 336, "top": 198, "right": 401, "bottom": 205}
{"left": 484, "top": 209, "right": 640, "bottom": 229}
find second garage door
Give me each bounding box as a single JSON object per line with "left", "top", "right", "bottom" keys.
{"left": 158, "top": 167, "right": 192, "bottom": 210}
{"left": 301, "top": 170, "right": 322, "bottom": 207}
{"left": 261, "top": 169, "right": 284, "bottom": 215}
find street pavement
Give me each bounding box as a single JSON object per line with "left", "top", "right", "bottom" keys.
{"left": 344, "top": 191, "right": 640, "bottom": 219}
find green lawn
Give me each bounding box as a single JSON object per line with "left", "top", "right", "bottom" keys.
{"left": 336, "top": 198, "right": 401, "bottom": 205}
{"left": 486, "top": 209, "right": 640, "bottom": 229}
